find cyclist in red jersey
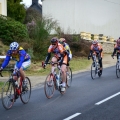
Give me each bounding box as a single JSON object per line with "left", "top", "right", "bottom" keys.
{"left": 88, "top": 40, "right": 103, "bottom": 74}
{"left": 111, "top": 38, "right": 120, "bottom": 59}
{"left": 43, "top": 37, "right": 68, "bottom": 92}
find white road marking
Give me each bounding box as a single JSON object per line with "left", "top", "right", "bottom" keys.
{"left": 63, "top": 113, "right": 81, "bottom": 120}
{"left": 95, "top": 92, "right": 120, "bottom": 105}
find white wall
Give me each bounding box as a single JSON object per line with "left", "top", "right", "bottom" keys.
{"left": 42, "top": 0, "right": 120, "bottom": 39}
{"left": 0, "top": 0, "right": 7, "bottom": 16}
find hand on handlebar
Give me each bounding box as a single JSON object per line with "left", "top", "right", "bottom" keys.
{"left": 42, "top": 61, "right": 46, "bottom": 69}
{"left": 88, "top": 55, "right": 91, "bottom": 60}
{"left": 111, "top": 54, "right": 114, "bottom": 59}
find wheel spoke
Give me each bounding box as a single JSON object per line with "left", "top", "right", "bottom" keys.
{"left": 66, "top": 67, "right": 72, "bottom": 87}
{"left": 1, "top": 81, "right": 15, "bottom": 110}
{"left": 20, "top": 77, "right": 31, "bottom": 104}
{"left": 91, "top": 63, "right": 97, "bottom": 79}
{"left": 44, "top": 74, "right": 55, "bottom": 99}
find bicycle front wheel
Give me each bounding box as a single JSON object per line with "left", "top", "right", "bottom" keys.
{"left": 116, "top": 63, "right": 120, "bottom": 78}
{"left": 1, "top": 80, "right": 15, "bottom": 110}
{"left": 66, "top": 67, "right": 72, "bottom": 87}
{"left": 44, "top": 74, "right": 55, "bottom": 99}
{"left": 20, "top": 77, "right": 31, "bottom": 104}
{"left": 91, "top": 63, "right": 97, "bottom": 80}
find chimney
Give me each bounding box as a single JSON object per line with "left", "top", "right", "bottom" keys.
{"left": 32, "top": 0, "right": 38, "bottom": 5}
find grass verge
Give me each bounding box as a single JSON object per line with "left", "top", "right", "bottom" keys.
{"left": 26, "top": 57, "right": 92, "bottom": 76}
{"left": 0, "top": 57, "right": 91, "bottom": 92}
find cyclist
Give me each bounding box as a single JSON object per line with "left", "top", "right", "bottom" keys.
{"left": 0, "top": 42, "right": 31, "bottom": 96}
{"left": 59, "top": 38, "right": 72, "bottom": 66}
{"left": 43, "top": 37, "right": 68, "bottom": 92}
{"left": 111, "top": 38, "right": 120, "bottom": 59}
{"left": 88, "top": 40, "right": 103, "bottom": 74}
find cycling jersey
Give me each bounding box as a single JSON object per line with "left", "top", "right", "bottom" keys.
{"left": 45, "top": 43, "right": 68, "bottom": 64}
{"left": 1, "top": 47, "right": 31, "bottom": 69}
{"left": 90, "top": 43, "right": 103, "bottom": 57}
{"left": 63, "top": 43, "right": 72, "bottom": 60}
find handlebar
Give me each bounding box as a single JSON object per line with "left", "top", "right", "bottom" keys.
{"left": 0, "top": 68, "right": 14, "bottom": 77}
{"left": 42, "top": 61, "right": 60, "bottom": 69}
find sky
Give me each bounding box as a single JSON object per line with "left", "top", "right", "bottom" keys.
{"left": 21, "top": 0, "right": 42, "bottom": 7}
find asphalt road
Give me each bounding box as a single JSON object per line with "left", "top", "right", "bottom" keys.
{"left": 0, "top": 65, "right": 120, "bottom": 120}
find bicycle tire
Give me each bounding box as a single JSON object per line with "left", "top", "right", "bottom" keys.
{"left": 58, "top": 70, "right": 67, "bottom": 95}
{"left": 20, "top": 77, "right": 31, "bottom": 104}
{"left": 116, "top": 63, "right": 120, "bottom": 78}
{"left": 91, "top": 62, "right": 97, "bottom": 80}
{"left": 44, "top": 73, "right": 55, "bottom": 99}
{"left": 66, "top": 67, "right": 72, "bottom": 87}
{"left": 1, "top": 80, "right": 15, "bottom": 110}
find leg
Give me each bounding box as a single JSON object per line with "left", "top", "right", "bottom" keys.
{"left": 20, "top": 59, "right": 31, "bottom": 88}
{"left": 51, "top": 57, "right": 57, "bottom": 74}
{"left": 61, "top": 55, "right": 67, "bottom": 87}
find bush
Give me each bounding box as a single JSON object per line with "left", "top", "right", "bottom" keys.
{"left": 0, "top": 15, "right": 28, "bottom": 45}
{"left": 59, "top": 33, "right": 91, "bottom": 57}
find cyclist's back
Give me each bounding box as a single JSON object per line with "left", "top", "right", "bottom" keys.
{"left": 59, "top": 38, "right": 72, "bottom": 62}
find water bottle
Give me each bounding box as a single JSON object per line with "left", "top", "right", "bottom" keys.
{"left": 56, "top": 75, "right": 60, "bottom": 87}
{"left": 14, "top": 81, "right": 19, "bottom": 88}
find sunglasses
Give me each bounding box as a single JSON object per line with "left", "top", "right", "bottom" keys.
{"left": 12, "top": 50, "right": 17, "bottom": 53}
{"left": 52, "top": 44, "right": 56, "bottom": 45}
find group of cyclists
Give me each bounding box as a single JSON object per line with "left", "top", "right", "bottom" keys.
{"left": 0, "top": 36, "right": 120, "bottom": 100}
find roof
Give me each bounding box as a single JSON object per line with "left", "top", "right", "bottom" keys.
{"left": 29, "top": 2, "right": 42, "bottom": 14}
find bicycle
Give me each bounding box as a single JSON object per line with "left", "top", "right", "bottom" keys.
{"left": 112, "top": 54, "right": 120, "bottom": 78}
{"left": 1, "top": 68, "right": 31, "bottom": 110}
{"left": 43, "top": 61, "right": 72, "bottom": 99}
{"left": 90, "top": 53, "right": 102, "bottom": 80}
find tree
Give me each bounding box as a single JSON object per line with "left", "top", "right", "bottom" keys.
{"left": 7, "top": 0, "right": 26, "bottom": 23}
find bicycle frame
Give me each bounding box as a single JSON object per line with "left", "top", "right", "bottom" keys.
{"left": 115, "top": 54, "right": 120, "bottom": 78}
{"left": 1, "top": 68, "right": 31, "bottom": 109}
{"left": 48, "top": 62, "right": 62, "bottom": 90}
{"left": 91, "top": 53, "right": 101, "bottom": 79}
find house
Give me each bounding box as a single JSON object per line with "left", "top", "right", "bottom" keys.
{"left": 0, "top": 0, "right": 7, "bottom": 16}
{"left": 29, "top": 0, "right": 42, "bottom": 15}
{"left": 42, "top": 0, "right": 120, "bottom": 39}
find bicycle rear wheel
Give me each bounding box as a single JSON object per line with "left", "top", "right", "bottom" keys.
{"left": 91, "top": 62, "right": 97, "bottom": 80}
{"left": 1, "top": 80, "right": 15, "bottom": 110}
{"left": 44, "top": 73, "right": 55, "bottom": 99}
{"left": 20, "top": 77, "right": 31, "bottom": 104}
{"left": 116, "top": 63, "right": 120, "bottom": 78}
{"left": 66, "top": 66, "right": 72, "bottom": 87}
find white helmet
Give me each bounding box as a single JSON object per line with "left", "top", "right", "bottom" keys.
{"left": 92, "top": 40, "right": 98, "bottom": 45}
{"left": 10, "top": 42, "right": 19, "bottom": 50}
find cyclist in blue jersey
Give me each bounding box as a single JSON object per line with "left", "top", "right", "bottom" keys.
{"left": 0, "top": 42, "right": 31, "bottom": 91}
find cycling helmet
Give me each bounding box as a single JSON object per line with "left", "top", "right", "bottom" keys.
{"left": 51, "top": 37, "right": 58, "bottom": 44}
{"left": 92, "top": 40, "right": 98, "bottom": 45}
{"left": 10, "top": 42, "right": 19, "bottom": 50}
{"left": 117, "top": 39, "right": 120, "bottom": 44}
{"left": 59, "top": 38, "right": 66, "bottom": 43}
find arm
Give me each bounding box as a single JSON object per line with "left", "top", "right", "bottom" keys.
{"left": 112, "top": 48, "right": 117, "bottom": 56}
{"left": 1, "top": 51, "right": 11, "bottom": 69}
{"left": 44, "top": 53, "right": 51, "bottom": 63}
{"left": 17, "top": 50, "right": 26, "bottom": 69}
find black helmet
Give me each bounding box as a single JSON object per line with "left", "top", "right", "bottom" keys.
{"left": 51, "top": 37, "right": 58, "bottom": 44}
